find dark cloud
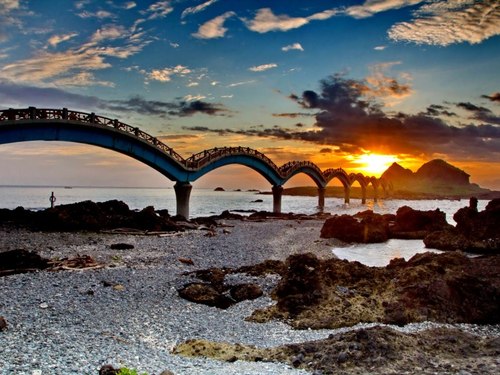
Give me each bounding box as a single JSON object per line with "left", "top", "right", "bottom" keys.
{"left": 186, "top": 74, "right": 500, "bottom": 161}
{"left": 0, "top": 81, "right": 228, "bottom": 118}
{"left": 457, "top": 102, "right": 500, "bottom": 125}
{"left": 272, "top": 112, "right": 315, "bottom": 118}
{"left": 481, "top": 92, "right": 500, "bottom": 103}
{"left": 319, "top": 148, "right": 332, "bottom": 153}
{"left": 167, "top": 100, "right": 227, "bottom": 117}
{"left": 424, "top": 104, "right": 456, "bottom": 117}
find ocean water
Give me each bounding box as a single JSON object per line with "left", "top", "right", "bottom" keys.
{"left": 0, "top": 186, "right": 488, "bottom": 266}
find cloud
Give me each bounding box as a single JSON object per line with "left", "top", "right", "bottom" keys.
{"left": 272, "top": 112, "right": 315, "bottom": 118}
{"left": 244, "top": 7, "right": 337, "bottom": 33}
{"left": 374, "top": 45, "right": 386, "bottom": 50}
{"left": 181, "top": 0, "right": 218, "bottom": 18}
{"left": 47, "top": 32, "right": 79, "bottom": 47}
{"left": 142, "top": 1, "right": 173, "bottom": 20}
{"left": 0, "top": 81, "right": 229, "bottom": 119}
{"left": 482, "top": 92, "right": 500, "bottom": 102}
{"left": 249, "top": 63, "right": 278, "bottom": 72}
{"left": 359, "top": 62, "right": 413, "bottom": 104}
{"left": 77, "top": 10, "right": 116, "bottom": 19}
{"left": 423, "top": 104, "right": 456, "bottom": 117}
{"left": 345, "top": 0, "right": 424, "bottom": 19}
{"left": 192, "top": 11, "right": 235, "bottom": 39}
{"left": 0, "top": 0, "right": 21, "bottom": 42}
{"left": 457, "top": 101, "right": 500, "bottom": 125}
{"left": 145, "top": 65, "right": 191, "bottom": 83}
{"left": 184, "top": 94, "right": 206, "bottom": 101}
{"left": 185, "top": 74, "right": 500, "bottom": 161}
{"left": 227, "top": 80, "right": 255, "bottom": 87}
{"left": 388, "top": 0, "right": 500, "bottom": 46}
{"left": 0, "top": 23, "right": 148, "bottom": 87}
{"left": 167, "top": 100, "right": 228, "bottom": 117}
{"left": 282, "top": 43, "right": 304, "bottom": 52}
{"left": 123, "top": 2, "right": 136, "bottom": 9}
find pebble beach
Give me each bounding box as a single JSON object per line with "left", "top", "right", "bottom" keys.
{"left": 1, "top": 219, "right": 499, "bottom": 374}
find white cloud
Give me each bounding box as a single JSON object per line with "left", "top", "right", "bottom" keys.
{"left": 77, "top": 10, "right": 116, "bottom": 19}
{"left": 90, "top": 25, "right": 125, "bottom": 43}
{"left": 0, "top": 0, "right": 21, "bottom": 42}
{"left": 146, "top": 65, "right": 191, "bottom": 83}
{"left": 345, "top": 0, "right": 424, "bottom": 19}
{"left": 181, "top": 0, "right": 218, "bottom": 18}
{"left": 374, "top": 45, "right": 387, "bottom": 50}
{"left": 244, "top": 7, "right": 337, "bottom": 33}
{"left": 192, "top": 11, "right": 235, "bottom": 39}
{"left": 52, "top": 72, "right": 115, "bottom": 87}
{"left": 47, "top": 32, "right": 78, "bottom": 47}
{"left": 221, "top": 94, "right": 233, "bottom": 98}
{"left": 187, "top": 82, "right": 199, "bottom": 87}
{"left": 211, "top": 81, "right": 219, "bottom": 86}
{"left": 282, "top": 42, "right": 304, "bottom": 52}
{"left": 184, "top": 94, "right": 206, "bottom": 101}
{"left": 227, "top": 80, "right": 255, "bottom": 87}
{"left": 123, "top": 1, "right": 136, "bottom": 9}
{"left": 388, "top": 0, "right": 500, "bottom": 46}
{"left": 249, "top": 63, "right": 278, "bottom": 72}
{"left": 142, "top": 1, "right": 173, "bottom": 20}
{"left": 170, "top": 42, "right": 179, "bottom": 48}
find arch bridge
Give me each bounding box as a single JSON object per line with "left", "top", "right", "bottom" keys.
{"left": 0, "top": 107, "right": 386, "bottom": 217}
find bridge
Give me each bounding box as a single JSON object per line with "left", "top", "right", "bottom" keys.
{"left": 0, "top": 107, "right": 389, "bottom": 218}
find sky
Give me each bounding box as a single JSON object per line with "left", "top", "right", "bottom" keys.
{"left": 0, "top": 0, "right": 499, "bottom": 190}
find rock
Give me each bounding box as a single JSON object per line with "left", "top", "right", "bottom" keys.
{"left": 99, "top": 365, "right": 119, "bottom": 375}
{"left": 214, "top": 187, "right": 225, "bottom": 191}
{"left": 425, "top": 198, "right": 500, "bottom": 253}
{"left": 320, "top": 211, "right": 389, "bottom": 243}
{"left": 177, "top": 283, "right": 234, "bottom": 309}
{"left": 229, "top": 283, "right": 263, "bottom": 302}
{"left": 159, "top": 371, "right": 175, "bottom": 375}
{"left": 0, "top": 249, "right": 50, "bottom": 276}
{"left": 39, "top": 303, "right": 49, "bottom": 309}
{"left": 251, "top": 199, "right": 263, "bottom": 203}
{"left": 249, "top": 251, "right": 500, "bottom": 329}
{"left": 0, "top": 316, "right": 7, "bottom": 331}
{"left": 391, "top": 206, "right": 451, "bottom": 238}
{"left": 178, "top": 258, "right": 194, "bottom": 266}
{"left": 110, "top": 243, "right": 134, "bottom": 250}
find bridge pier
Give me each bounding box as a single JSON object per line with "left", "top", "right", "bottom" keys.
{"left": 174, "top": 182, "right": 192, "bottom": 219}
{"left": 272, "top": 185, "right": 283, "bottom": 214}
{"left": 344, "top": 185, "right": 350, "bottom": 204}
{"left": 374, "top": 186, "right": 378, "bottom": 203}
{"left": 361, "top": 185, "right": 366, "bottom": 204}
{"left": 318, "top": 187, "right": 325, "bottom": 211}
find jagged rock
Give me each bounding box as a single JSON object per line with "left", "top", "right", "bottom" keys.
{"left": 320, "top": 211, "right": 389, "bottom": 243}
{"left": 390, "top": 206, "right": 451, "bottom": 239}
{"left": 424, "top": 198, "right": 500, "bottom": 253}
{"left": 229, "top": 283, "right": 263, "bottom": 302}
{"left": 249, "top": 252, "right": 500, "bottom": 329}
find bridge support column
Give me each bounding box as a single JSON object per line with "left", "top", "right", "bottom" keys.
{"left": 174, "top": 182, "right": 192, "bottom": 219}
{"left": 344, "top": 185, "right": 350, "bottom": 204}
{"left": 361, "top": 185, "right": 366, "bottom": 204}
{"left": 318, "top": 187, "right": 325, "bottom": 211}
{"left": 373, "top": 186, "right": 378, "bottom": 203}
{"left": 272, "top": 185, "right": 283, "bottom": 214}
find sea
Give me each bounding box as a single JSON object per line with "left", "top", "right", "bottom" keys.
{"left": 0, "top": 185, "right": 489, "bottom": 266}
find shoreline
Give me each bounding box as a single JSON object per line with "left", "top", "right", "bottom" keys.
{"left": 1, "top": 219, "right": 499, "bottom": 374}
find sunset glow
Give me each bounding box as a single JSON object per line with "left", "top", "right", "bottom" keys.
{"left": 0, "top": 1, "right": 498, "bottom": 190}
{"left": 354, "top": 154, "right": 399, "bottom": 176}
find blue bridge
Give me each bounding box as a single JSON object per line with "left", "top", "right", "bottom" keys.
{"left": 0, "top": 107, "right": 389, "bottom": 218}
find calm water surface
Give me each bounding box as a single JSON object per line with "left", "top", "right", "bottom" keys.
{"left": 0, "top": 186, "right": 486, "bottom": 266}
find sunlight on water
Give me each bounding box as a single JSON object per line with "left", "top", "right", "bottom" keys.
{"left": 332, "top": 239, "right": 444, "bottom": 267}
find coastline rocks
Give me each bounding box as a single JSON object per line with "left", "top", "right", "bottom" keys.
{"left": 390, "top": 206, "right": 451, "bottom": 239}
{"left": 424, "top": 198, "right": 500, "bottom": 253}
{"left": 0, "top": 316, "right": 7, "bottom": 331}
{"left": 177, "top": 267, "right": 264, "bottom": 309}
{"left": 249, "top": 251, "right": 500, "bottom": 329}
{"left": 320, "top": 206, "right": 453, "bottom": 243}
{"left": 320, "top": 211, "right": 389, "bottom": 243}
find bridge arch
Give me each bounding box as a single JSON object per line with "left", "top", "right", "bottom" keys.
{"left": 349, "top": 173, "right": 368, "bottom": 204}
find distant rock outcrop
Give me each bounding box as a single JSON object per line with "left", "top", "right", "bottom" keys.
{"left": 381, "top": 162, "right": 415, "bottom": 186}
{"left": 416, "top": 159, "right": 470, "bottom": 185}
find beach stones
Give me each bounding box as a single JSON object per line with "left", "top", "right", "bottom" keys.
{"left": 0, "top": 316, "right": 7, "bottom": 331}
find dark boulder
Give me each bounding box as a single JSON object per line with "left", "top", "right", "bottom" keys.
{"left": 177, "top": 282, "right": 234, "bottom": 309}
{"left": 0, "top": 249, "right": 50, "bottom": 276}
{"left": 0, "top": 316, "right": 7, "bottom": 331}
{"left": 320, "top": 211, "right": 389, "bottom": 243}
{"left": 391, "top": 206, "right": 451, "bottom": 239}
{"left": 229, "top": 283, "right": 263, "bottom": 302}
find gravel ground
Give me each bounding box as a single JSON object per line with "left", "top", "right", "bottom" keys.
{"left": 0, "top": 219, "right": 499, "bottom": 375}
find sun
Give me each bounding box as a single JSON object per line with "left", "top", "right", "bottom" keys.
{"left": 355, "top": 153, "right": 398, "bottom": 176}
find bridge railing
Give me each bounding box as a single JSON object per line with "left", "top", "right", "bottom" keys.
{"left": 0, "top": 107, "right": 186, "bottom": 165}
{"left": 279, "top": 160, "right": 322, "bottom": 176}
{"left": 185, "top": 146, "right": 281, "bottom": 173}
